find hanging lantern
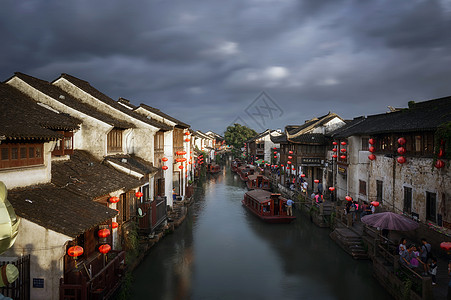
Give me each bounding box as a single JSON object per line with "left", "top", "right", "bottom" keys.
{"left": 440, "top": 242, "right": 451, "bottom": 252}
{"left": 332, "top": 142, "right": 338, "bottom": 145}
{"left": 289, "top": 151, "right": 293, "bottom": 154}
{"left": 397, "top": 137, "right": 406, "bottom": 145}
{"left": 288, "top": 156, "right": 293, "bottom": 159}
{"left": 274, "top": 165, "right": 278, "bottom": 168}
{"left": 332, "top": 148, "right": 338, "bottom": 152}
{"left": 329, "top": 187, "right": 335, "bottom": 192}
{"left": 368, "top": 154, "right": 376, "bottom": 160}
{"left": 109, "top": 196, "right": 119, "bottom": 203}
{"left": 111, "top": 222, "right": 118, "bottom": 229}
{"left": 340, "top": 149, "right": 346, "bottom": 153}
{"left": 274, "top": 151, "right": 277, "bottom": 154}
{"left": 369, "top": 146, "right": 375, "bottom": 153}
{"left": 438, "top": 148, "right": 444, "bottom": 158}
{"left": 176, "top": 151, "right": 187, "bottom": 155}
{"left": 332, "top": 154, "right": 338, "bottom": 158}
{"left": 98, "top": 228, "right": 111, "bottom": 238}
{"left": 292, "top": 167, "right": 295, "bottom": 171}
{"left": 301, "top": 174, "right": 305, "bottom": 177}
{"left": 135, "top": 191, "right": 143, "bottom": 198}
{"left": 162, "top": 157, "right": 168, "bottom": 162}
{"left": 274, "top": 156, "right": 277, "bottom": 159}
{"left": 397, "top": 156, "right": 406, "bottom": 164}
{"left": 176, "top": 158, "right": 187, "bottom": 162}
{"left": 179, "top": 165, "right": 184, "bottom": 169}
{"left": 185, "top": 138, "right": 190, "bottom": 142}
{"left": 162, "top": 165, "right": 168, "bottom": 170}
{"left": 345, "top": 196, "right": 352, "bottom": 201}
{"left": 184, "top": 132, "right": 190, "bottom": 136}
{"left": 435, "top": 159, "right": 445, "bottom": 169}
{"left": 341, "top": 141, "right": 347, "bottom": 146}
{"left": 287, "top": 161, "right": 292, "bottom": 164}
{"left": 397, "top": 147, "right": 406, "bottom": 155}
{"left": 340, "top": 155, "right": 346, "bottom": 159}
{"left": 68, "top": 246, "right": 84, "bottom": 258}
{"left": 371, "top": 201, "right": 380, "bottom": 207}
{"left": 99, "top": 244, "right": 111, "bottom": 254}
{"left": 314, "top": 179, "right": 319, "bottom": 183}
{"left": 188, "top": 161, "right": 192, "bottom": 165}
{"left": 369, "top": 138, "right": 375, "bottom": 145}
{"left": 281, "top": 164, "right": 284, "bottom": 167}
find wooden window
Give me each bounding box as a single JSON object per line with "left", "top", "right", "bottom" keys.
{"left": 155, "top": 178, "right": 165, "bottom": 198}
{"left": 426, "top": 192, "right": 436, "bottom": 223}
{"left": 53, "top": 131, "right": 74, "bottom": 156}
{"left": 376, "top": 180, "right": 383, "bottom": 202}
{"left": 414, "top": 135, "right": 422, "bottom": 153}
{"left": 403, "top": 187, "right": 412, "bottom": 214}
{"left": 0, "top": 142, "right": 44, "bottom": 169}
{"left": 154, "top": 132, "right": 164, "bottom": 152}
{"left": 107, "top": 129, "right": 123, "bottom": 153}
{"left": 361, "top": 138, "right": 369, "bottom": 151}
{"left": 359, "top": 180, "right": 367, "bottom": 196}
{"left": 173, "top": 128, "right": 184, "bottom": 149}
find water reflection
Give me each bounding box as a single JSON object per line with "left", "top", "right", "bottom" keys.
{"left": 129, "top": 166, "right": 392, "bottom": 300}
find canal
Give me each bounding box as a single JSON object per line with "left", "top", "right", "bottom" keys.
{"left": 128, "top": 165, "right": 393, "bottom": 300}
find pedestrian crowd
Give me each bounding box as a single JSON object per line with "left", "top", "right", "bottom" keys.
{"left": 398, "top": 238, "right": 437, "bottom": 285}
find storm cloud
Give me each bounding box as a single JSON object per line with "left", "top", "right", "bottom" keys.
{"left": 1, "top": 0, "right": 451, "bottom": 133}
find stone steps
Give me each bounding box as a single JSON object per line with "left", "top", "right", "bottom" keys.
{"left": 330, "top": 227, "right": 369, "bottom": 260}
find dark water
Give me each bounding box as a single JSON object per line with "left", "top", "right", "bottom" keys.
{"left": 129, "top": 166, "right": 393, "bottom": 300}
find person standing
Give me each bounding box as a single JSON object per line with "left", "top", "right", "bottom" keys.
{"left": 286, "top": 199, "right": 294, "bottom": 216}
{"left": 317, "top": 181, "right": 323, "bottom": 195}
{"left": 420, "top": 238, "right": 432, "bottom": 275}
{"left": 429, "top": 258, "right": 438, "bottom": 285}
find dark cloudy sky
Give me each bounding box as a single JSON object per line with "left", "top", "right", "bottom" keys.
{"left": 1, "top": 0, "right": 451, "bottom": 134}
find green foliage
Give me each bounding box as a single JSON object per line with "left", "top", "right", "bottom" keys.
{"left": 116, "top": 271, "right": 133, "bottom": 300}
{"left": 224, "top": 123, "right": 257, "bottom": 150}
{"left": 435, "top": 121, "right": 451, "bottom": 161}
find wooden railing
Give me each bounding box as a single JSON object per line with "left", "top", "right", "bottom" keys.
{"left": 60, "top": 251, "right": 126, "bottom": 300}
{"left": 138, "top": 196, "right": 167, "bottom": 233}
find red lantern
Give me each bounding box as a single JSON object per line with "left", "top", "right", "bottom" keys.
{"left": 435, "top": 159, "right": 445, "bottom": 169}
{"left": 340, "top": 149, "right": 346, "bottom": 153}
{"left": 176, "top": 151, "right": 187, "bottom": 155}
{"left": 289, "top": 151, "right": 293, "bottom": 154}
{"left": 340, "top": 155, "right": 346, "bottom": 159}
{"left": 98, "top": 229, "right": 111, "bottom": 238}
{"left": 99, "top": 244, "right": 111, "bottom": 254}
{"left": 397, "top": 147, "right": 406, "bottom": 155}
{"left": 314, "top": 179, "right": 319, "bottom": 183}
{"left": 397, "top": 156, "right": 406, "bottom": 164}
{"left": 332, "top": 142, "right": 338, "bottom": 145}
{"left": 189, "top": 161, "right": 192, "bottom": 164}
{"left": 292, "top": 167, "right": 295, "bottom": 171}
{"left": 68, "top": 246, "right": 84, "bottom": 258}
{"left": 301, "top": 174, "right": 305, "bottom": 177}
{"left": 438, "top": 148, "right": 444, "bottom": 158}
{"left": 135, "top": 191, "right": 143, "bottom": 198}
{"left": 162, "top": 157, "right": 168, "bottom": 162}
{"left": 332, "top": 154, "right": 338, "bottom": 158}
{"left": 184, "top": 132, "right": 190, "bottom": 135}
{"left": 281, "top": 164, "right": 284, "bottom": 167}
{"left": 368, "top": 154, "right": 376, "bottom": 160}
{"left": 176, "top": 158, "right": 187, "bottom": 162}
{"left": 329, "top": 187, "right": 335, "bottom": 192}
{"left": 287, "top": 161, "right": 292, "bottom": 164}
{"left": 185, "top": 138, "right": 190, "bottom": 142}
{"left": 369, "top": 146, "right": 375, "bottom": 153}
{"left": 332, "top": 148, "right": 338, "bottom": 152}
{"left": 440, "top": 242, "right": 451, "bottom": 251}
{"left": 345, "top": 196, "right": 352, "bottom": 201}
{"left": 288, "top": 156, "right": 293, "bottom": 159}
{"left": 398, "top": 137, "right": 406, "bottom": 145}
{"left": 341, "top": 141, "right": 347, "bottom": 146}
{"left": 179, "top": 165, "right": 184, "bottom": 169}
{"left": 371, "top": 201, "right": 380, "bottom": 207}
{"left": 109, "top": 196, "right": 119, "bottom": 203}
{"left": 274, "top": 156, "right": 277, "bottom": 159}
{"left": 369, "top": 138, "right": 375, "bottom": 145}
{"left": 162, "top": 165, "right": 168, "bottom": 170}
{"left": 274, "top": 165, "right": 278, "bottom": 168}
{"left": 111, "top": 222, "right": 118, "bottom": 229}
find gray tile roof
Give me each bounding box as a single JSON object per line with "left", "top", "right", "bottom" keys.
{"left": 0, "top": 83, "right": 80, "bottom": 141}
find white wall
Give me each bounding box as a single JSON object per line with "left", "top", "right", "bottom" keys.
{"left": 3, "top": 218, "right": 71, "bottom": 300}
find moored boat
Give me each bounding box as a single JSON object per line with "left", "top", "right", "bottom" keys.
{"left": 242, "top": 190, "right": 296, "bottom": 223}
{"left": 237, "top": 164, "right": 255, "bottom": 181}
{"left": 231, "top": 159, "right": 242, "bottom": 173}
{"left": 207, "top": 163, "right": 221, "bottom": 174}
{"left": 246, "top": 174, "right": 270, "bottom": 191}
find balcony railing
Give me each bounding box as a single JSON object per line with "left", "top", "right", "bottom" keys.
{"left": 60, "top": 250, "right": 126, "bottom": 300}
{"left": 137, "top": 196, "right": 167, "bottom": 233}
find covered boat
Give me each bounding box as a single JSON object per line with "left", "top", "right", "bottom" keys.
{"left": 207, "top": 163, "right": 221, "bottom": 174}
{"left": 237, "top": 165, "right": 255, "bottom": 181}
{"left": 246, "top": 174, "right": 270, "bottom": 191}
{"left": 231, "top": 159, "right": 242, "bottom": 173}
{"left": 242, "top": 190, "right": 296, "bottom": 223}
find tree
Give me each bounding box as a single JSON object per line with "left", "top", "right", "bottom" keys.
{"left": 224, "top": 123, "right": 257, "bottom": 151}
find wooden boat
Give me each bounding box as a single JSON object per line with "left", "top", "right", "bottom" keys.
{"left": 246, "top": 174, "right": 270, "bottom": 191}
{"left": 206, "top": 163, "right": 221, "bottom": 174}
{"left": 231, "top": 159, "right": 242, "bottom": 173}
{"left": 242, "top": 190, "right": 296, "bottom": 223}
{"left": 237, "top": 165, "right": 256, "bottom": 181}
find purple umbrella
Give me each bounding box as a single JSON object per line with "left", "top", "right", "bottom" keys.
{"left": 361, "top": 212, "right": 419, "bottom": 231}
